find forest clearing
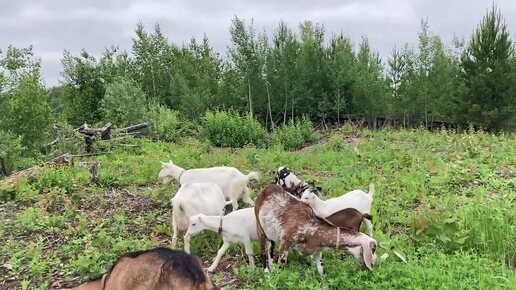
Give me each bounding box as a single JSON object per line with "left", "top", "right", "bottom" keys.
{"left": 1, "top": 127, "right": 514, "bottom": 289}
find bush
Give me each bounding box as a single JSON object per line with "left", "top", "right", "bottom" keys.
{"left": 202, "top": 110, "right": 266, "bottom": 148}
{"left": 0, "top": 130, "right": 26, "bottom": 175}
{"left": 1, "top": 72, "right": 53, "bottom": 151}
{"left": 148, "top": 105, "right": 180, "bottom": 142}
{"left": 271, "top": 117, "right": 318, "bottom": 150}
{"left": 100, "top": 77, "right": 148, "bottom": 127}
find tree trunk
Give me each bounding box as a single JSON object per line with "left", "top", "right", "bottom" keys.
{"left": 291, "top": 93, "right": 294, "bottom": 121}
{"left": 248, "top": 79, "right": 253, "bottom": 117}
{"left": 78, "top": 123, "right": 113, "bottom": 138}
{"left": 150, "top": 61, "right": 157, "bottom": 101}
{"left": 266, "top": 82, "right": 274, "bottom": 130}
{"left": 283, "top": 78, "right": 288, "bottom": 125}
{"left": 118, "top": 122, "right": 149, "bottom": 133}
{"left": 337, "top": 87, "right": 341, "bottom": 126}
{"left": 0, "top": 157, "right": 7, "bottom": 176}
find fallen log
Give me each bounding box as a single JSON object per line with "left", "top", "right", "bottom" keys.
{"left": 118, "top": 122, "right": 149, "bottom": 133}
{"left": 78, "top": 123, "right": 113, "bottom": 138}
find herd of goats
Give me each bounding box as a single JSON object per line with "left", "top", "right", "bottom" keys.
{"left": 61, "top": 161, "right": 376, "bottom": 290}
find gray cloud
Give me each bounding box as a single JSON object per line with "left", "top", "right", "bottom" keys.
{"left": 1, "top": 0, "right": 515, "bottom": 86}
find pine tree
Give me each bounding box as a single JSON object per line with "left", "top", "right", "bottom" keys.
{"left": 458, "top": 4, "right": 515, "bottom": 130}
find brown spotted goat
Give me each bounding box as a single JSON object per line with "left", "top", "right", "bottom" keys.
{"left": 59, "top": 247, "right": 219, "bottom": 290}
{"left": 254, "top": 184, "right": 377, "bottom": 275}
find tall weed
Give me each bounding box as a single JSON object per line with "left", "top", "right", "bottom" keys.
{"left": 271, "top": 117, "right": 318, "bottom": 150}
{"left": 202, "top": 110, "right": 266, "bottom": 148}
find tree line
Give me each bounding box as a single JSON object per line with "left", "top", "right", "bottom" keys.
{"left": 0, "top": 5, "right": 515, "bottom": 173}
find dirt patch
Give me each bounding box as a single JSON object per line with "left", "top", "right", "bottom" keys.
{"left": 202, "top": 255, "right": 243, "bottom": 290}
{"left": 343, "top": 134, "right": 363, "bottom": 145}
{"left": 297, "top": 132, "right": 364, "bottom": 153}
{"left": 0, "top": 203, "right": 19, "bottom": 222}
{"left": 80, "top": 186, "right": 158, "bottom": 217}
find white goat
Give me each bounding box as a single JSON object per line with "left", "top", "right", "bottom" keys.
{"left": 159, "top": 160, "right": 259, "bottom": 210}
{"left": 185, "top": 208, "right": 258, "bottom": 273}
{"left": 300, "top": 183, "right": 375, "bottom": 237}
{"left": 171, "top": 182, "right": 226, "bottom": 253}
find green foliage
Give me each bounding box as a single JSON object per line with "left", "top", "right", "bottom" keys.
{"left": 0, "top": 130, "right": 25, "bottom": 175}
{"left": 0, "top": 51, "right": 53, "bottom": 151}
{"left": 147, "top": 104, "right": 180, "bottom": 142}
{"left": 202, "top": 110, "right": 267, "bottom": 147}
{"left": 100, "top": 77, "right": 148, "bottom": 127}
{"left": 271, "top": 117, "right": 318, "bottom": 150}
{"left": 28, "top": 167, "right": 79, "bottom": 194}
{"left": 61, "top": 50, "right": 107, "bottom": 126}
{"left": 458, "top": 4, "right": 515, "bottom": 130}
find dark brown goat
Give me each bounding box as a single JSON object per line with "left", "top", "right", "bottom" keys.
{"left": 326, "top": 208, "right": 373, "bottom": 233}
{"left": 59, "top": 247, "right": 219, "bottom": 290}
{"left": 254, "top": 184, "right": 377, "bottom": 275}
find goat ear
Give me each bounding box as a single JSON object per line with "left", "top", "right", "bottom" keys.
{"left": 361, "top": 241, "right": 374, "bottom": 270}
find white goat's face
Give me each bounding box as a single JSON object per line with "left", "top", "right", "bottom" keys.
{"left": 186, "top": 215, "right": 204, "bottom": 237}
{"left": 158, "top": 161, "right": 174, "bottom": 183}
{"left": 300, "top": 188, "right": 316, "bottom": 204}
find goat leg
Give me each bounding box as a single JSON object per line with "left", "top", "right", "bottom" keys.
{"left": 313, "top": 251, "right": 324, "bottom": 275}
{"left": 171, "top": 217, "right": 178, "bottom": 249}
{"left": 208, "top": 241, "right": 230, "bottom": 273}
{"left": 242, "top": 188, "right": 255, "bottom": 206}
{"left": 243, "top": 239, "right": 255, "bottom": 267}
{"left": 277, "top": 240, "right": 291, "bottom": 267}
{"left": 258, "top": 232, "right": 267, "bottom": 268}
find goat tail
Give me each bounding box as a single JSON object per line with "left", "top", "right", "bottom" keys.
{"left": 368, "top": 183, "right": 375, "bottom": 197}
{"left": 172, "top": 198, "right": 185, "bottom": 214}
{"left": 246, "top": 171, "right": 260, "bottom": 182}
{"left": 362, "top": 213, "right": 373, "bottom": 221}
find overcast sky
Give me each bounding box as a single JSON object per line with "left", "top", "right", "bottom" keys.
{"left": 2, "top": 0, "right": 515, "bottom": 86}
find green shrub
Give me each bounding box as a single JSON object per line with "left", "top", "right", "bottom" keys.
{"left": 297, "top": 116, "right": 318, "bottom": 143}
{"left": 271, "top": 117, "right": 318, "bottom": 150}
{"left": 327, "top": 134, "right": 346, "bottom": 151}
{"left": 0, "top": 130, "right": 26, "bottom": 175}
{"left": 100, "top": 77, "right": 148, "bottom": 127}
{"left": 148, "top": 105, "right": 180, "bottom": 142}
{"left": 202, "top": 110, "right": 266, "bottom": 148}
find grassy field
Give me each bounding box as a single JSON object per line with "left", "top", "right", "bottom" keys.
{"left": 0, "top": 126, "right": 515, "bottom": 290}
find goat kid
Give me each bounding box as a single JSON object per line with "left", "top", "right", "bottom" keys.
{"left": 185, "top": 208, "right": 258, "bottom": 272}
{"left": 326, "top": 207, "right": 373, "bottom": 233}
{"left": 59, "top": 247, "right": 219, "bottom": 290}
{"left": 255, "top": 184, "right": 377, "bottom": 275}
{"left": 275, "top": 166, "right": 322, "bottom": 198}
{"left": 171, "top": 182, "right": 226, "bottom": 253}
{"left": 159, "top": 160, "right": 259, "bottom": 210}
{"left": 301, "top": 184, "right": 375, "bottom": 237}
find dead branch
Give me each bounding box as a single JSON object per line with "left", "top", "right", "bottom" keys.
{"left": 118, "top": 122, "right": 149, "bottom": 133}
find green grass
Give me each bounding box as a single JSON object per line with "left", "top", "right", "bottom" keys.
{"left": 0, "top": 127, "right": 514, "bottom": 289}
